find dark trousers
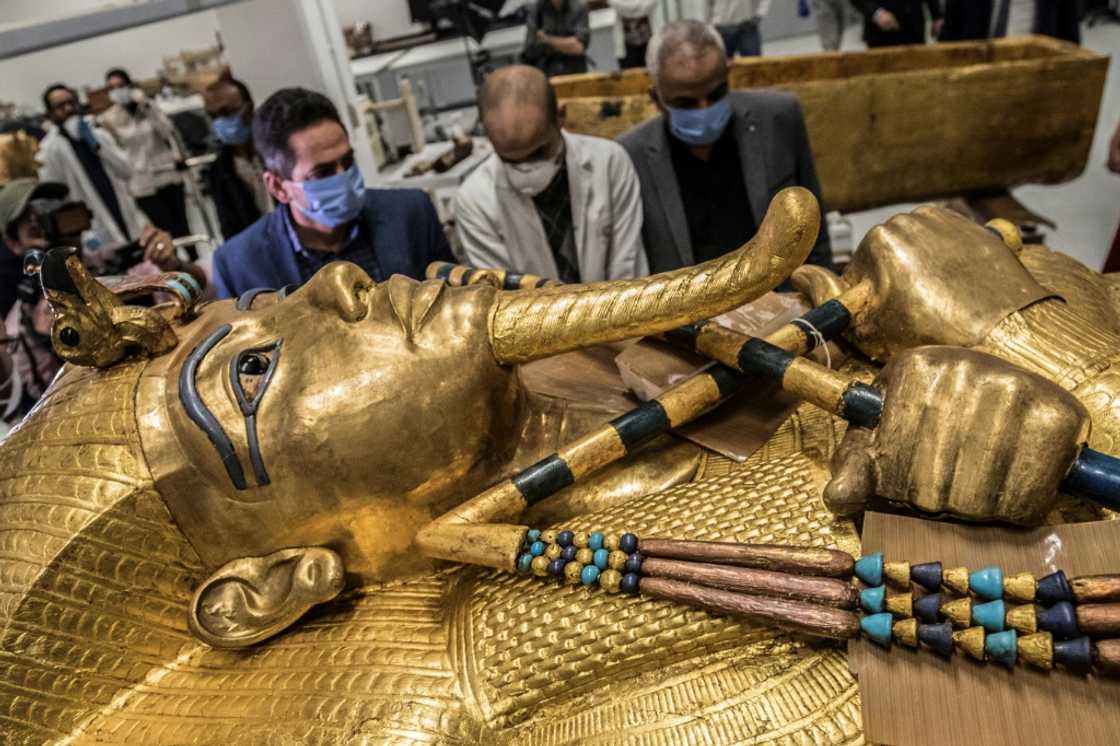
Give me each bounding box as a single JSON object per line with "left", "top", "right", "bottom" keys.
{"left": 137, "top": 183, "right": 190, "bottom": 237}
{"left": 137, "top": 183, "right": 194, "bottom": 259}
{"left": 718, "top": 20, "right": 762, "bottom": 57}
{"left": 940, "top": 0, "right": 994, "bottom": 40}
{"left": 1032, "top": 0, "right": 1083, "bottom": 43}
{"left": 619, "top": 43, "right": 648, "bottom": 70}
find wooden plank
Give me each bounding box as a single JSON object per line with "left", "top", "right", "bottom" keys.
{"left": 850, "top": 513, "right": 1120, "bottom": 746}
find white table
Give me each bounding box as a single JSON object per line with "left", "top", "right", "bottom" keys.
{"left": 351, "top": 8, "right": 619, "bottom": 151}
{"left": 376, "top": 137, "right": 494, "bottom": 223}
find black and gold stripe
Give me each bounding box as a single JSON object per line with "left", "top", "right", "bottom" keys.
{"left": 427, "top": 261, "right": 558, "bottom": 290}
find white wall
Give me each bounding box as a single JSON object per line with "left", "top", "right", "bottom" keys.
{"left": 0, "top": 11, "right": 221, "bottom": 111}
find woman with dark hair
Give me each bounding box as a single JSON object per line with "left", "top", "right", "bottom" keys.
{"left": 97, "top": 67, "right": 190, "bottom": 238}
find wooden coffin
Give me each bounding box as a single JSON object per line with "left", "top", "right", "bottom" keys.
{"left": 552, "top": 36, "right": 1107, "bottom": 214}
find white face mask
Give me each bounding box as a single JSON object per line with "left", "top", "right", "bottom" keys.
{"left": 109, "top": 87, "right": 132, "bottom": 106}
{"left": 62, "top": 115, "right": 82, "bottom": 139}
{"left": 503, "top": 142, "right": 564, "bottom": 197}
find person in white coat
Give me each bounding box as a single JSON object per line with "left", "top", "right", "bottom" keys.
{"left": 708, "top": 0, "right": 772, "bottom": 56}
{"left": 36, "top": 84, "right": 148, "bottom": 263}
{"left": 455, "top": 65, "right": 647, "bottom": 282}
{"left": 609, "top": 0, "right": 662, "bottom": 69}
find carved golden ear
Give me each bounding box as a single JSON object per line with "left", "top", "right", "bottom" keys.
{"left": 31, "top": 247, "right": 199, "bottom": 368}
{"left": 188, "top": 547, "right": 346, "bottom": 648}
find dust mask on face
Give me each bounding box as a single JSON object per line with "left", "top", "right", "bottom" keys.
{"left": 109, "top": 88, "right": 132, "bottom": 106}
{"left": 503, "top": 140, "right": 564, "bottom": 197}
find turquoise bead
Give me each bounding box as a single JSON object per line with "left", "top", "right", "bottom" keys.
{"left": 517, "top": 553, "right": 533, "bottom": 574}
{"left": 970, "top": 566, "right": 1004, "bottom": 600}
{"left": 588, "top": 532, "right": 605, "bottom": 551}
{"left": 580, "top": 565, "right": 601, "bottom": 586}
{"left": 855, "top": 552, "right": 884, "bottom": 586}
{"left": 861, "top": 612, "right": 893, "bottom": 647}
{"left": 860, "top": 585, "right": 886, "bottom": 613}
{"left": 972, "top": 599, "right": 1006, "bottom": 633}
{"left": 526, "top": 529, "right": 541, "bottom": 542}
{"left": 593, "top": 548, "right": 610, "bottom": 570}
{"left": 986, "top": 629, "right": 1018, "bottom": 667}
{"left": 530, "top": 541, "right": 546, "bottom": 557}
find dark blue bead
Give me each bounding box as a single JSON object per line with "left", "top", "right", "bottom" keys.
{"left": 624, "top": 552, "right": 644, "bottom": 574}
{"left": 1038, "top": 601, "right": 1079, "bottom": 639}
{"left": 619, "top": 533, "right": 639, "bottom": 554}
{"left": 526, "top": 529, "right": 541, "bottom": 542}
{"left": 556, "top": 530, "right": 574, "bottom": 547}
{"left": 911, "top": 562, "right": 942, "bottom": 593}
{"left": 918, "top": 622, "right": 955, "bottom": 657}
{"left": 913, "top": 592, "right": 943, "bottom": 623}
{"left": 561, "top": 545, "right": 578, "bottom": 562}
{"left": 620, "top": 572, "right": 641, "bottom": 595}
{"left": 1037, "top": 570, "right": 1073, "bottom": 605}
{"left": 547, "top": 558, "right": 566, "bottom": 576}
{"left": 1054, "top": 636, "right": 1093, "bottom": 673}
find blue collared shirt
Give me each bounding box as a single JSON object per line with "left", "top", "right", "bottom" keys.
{"left": 280, "top": 205, "right": 383, "bottom": 284}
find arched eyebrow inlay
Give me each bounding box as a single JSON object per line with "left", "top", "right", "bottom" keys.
{"left": 179, "top": 323, "right": 248, "bottom": 490}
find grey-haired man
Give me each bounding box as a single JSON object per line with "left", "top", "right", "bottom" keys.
{"left": 618, "top": 20, "right": 831, "bottom": 273}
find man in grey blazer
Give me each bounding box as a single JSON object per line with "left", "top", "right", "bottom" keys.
{"left": 619, "top": 20, "right": 832, "bottom": 274}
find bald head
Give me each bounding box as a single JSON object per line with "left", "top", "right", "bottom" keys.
{"left": 479, "top": 65, "right": 562, "bottom": 164}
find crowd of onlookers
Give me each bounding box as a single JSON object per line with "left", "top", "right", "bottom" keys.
{"left": 0, "top": 1, "right": 1107, "bottom": 427}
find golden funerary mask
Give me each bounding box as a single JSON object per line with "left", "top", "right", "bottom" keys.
{"left": 126, "top": 187, "right": 820, "bottom": 591}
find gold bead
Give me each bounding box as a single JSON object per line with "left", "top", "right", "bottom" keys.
{"left": 600, "top": 569, "right": 622, "bottom": 594}
{"left": 531, "top": 556, "right": 550, "bottom": 577}
{"left": 564, "top": 561, "right": 582, "bottom": 585}
{"left": 1018, "top": 631, "right": 1054, "bottom": 670}
{"left": 576, "top": 548, "right": 594, "bottom": 566}
{"left": 608, "top": 550, "right": 628, "bottom": 570}
{"left": 941, "top": 597, "right": 972, "bottom": 629}
{"left": 604, "top": 534, "right": 620, "bottom": 551}
{"left": 893, "top": 618, "right": 919, "bottom": 648}
{"left": 884, "top": 560, "right": 911, "bottom": 589}
{"left": 885, "top": 592, "right": 913, "bottom": 618}
{"left": 573, "top": 531, "right": 590, "bottom": 548}
{"left": 545, "top": 543, "right": 563, "bottom": 560}
{"left": 1006, "top": 604, "right": 1038, "bottom": 634}
{"left": 943, "top": 566, "right": 970, "bottom": 596}
{"left": 1003, "top": 572, "right": 1037, "bottom": 603}
{"left": 540, "top": 530, "right": 558, "bottom": 544}
{"left": 953, "top": 626, "right": 986, "bottom": 660}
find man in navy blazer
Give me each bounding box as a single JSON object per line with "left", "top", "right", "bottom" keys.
{"left": 211, "top": 87, "right": 452, "bottom": 300}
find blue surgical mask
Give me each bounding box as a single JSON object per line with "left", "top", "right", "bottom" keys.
{"left": 293, "top": 164, "right": 365, "bottom": 228}
{"left": 212, "top": 115, "right": 251, "bottom": 146}
{"left": 667, "top": 96, "right": 733, "bottom": 147}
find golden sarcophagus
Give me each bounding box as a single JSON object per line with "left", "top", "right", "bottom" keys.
{"left": 553, "top": 36, "right": 1107, "bottom": 213}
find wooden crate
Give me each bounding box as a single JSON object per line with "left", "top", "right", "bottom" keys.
{"left": 553, "top": 36, "right": 1108, "bottom": 213}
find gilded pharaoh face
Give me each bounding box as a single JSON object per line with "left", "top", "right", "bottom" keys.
{"left": 143, "top": 263, "right": 524, "bottom": 581}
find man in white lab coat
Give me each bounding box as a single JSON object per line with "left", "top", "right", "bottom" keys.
{"left": 36, "top": 84, "right": 148, "bottom": 259}
{"left": 454, "top": 65, "right": 647, "bottom": 282}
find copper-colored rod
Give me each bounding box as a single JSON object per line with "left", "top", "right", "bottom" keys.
{"left": 641, "top": 557, "right": 859, "bottom": 609}
{"left": 1094, "top": 639, "right": 1120, "bottom": 675}
{"left": 641, "top": 576, "right": 861, "bottom": 640}
{"left": 1071, "top": 575, "right": 1120, "bottom": 604}
{"left": 1075, "top": 603, "right": 1120, "bottom": 638}
{"left": 639, "top": 539, "right": 854, "bottom": 579}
